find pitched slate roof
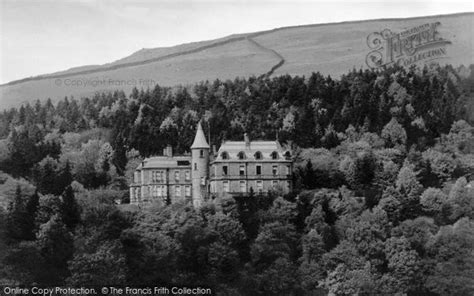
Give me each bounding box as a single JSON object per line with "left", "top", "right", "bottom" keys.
{"left": 215, "top": 140, "right": 289, "bottom": 161}
{"left": 136, "top": 155, "right": 192, "bottom": 170}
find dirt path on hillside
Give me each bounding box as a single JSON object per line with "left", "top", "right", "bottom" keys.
{"left": 246, "top": 37, "right": 285, "bottom": 77}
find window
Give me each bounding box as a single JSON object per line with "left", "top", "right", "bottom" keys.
{"left": 287, "top": 181, "right": 291, "bottom": 190}
{"left": 240, "top": 181, "right": 246, "bottom": 193}
{"left": 256, "top": 165, "right": 261, "bottom": 175}
{"left": 286, "top": 165, "right": 290, "bottom": 175}
{"left": 135, "top": 188, "right": 141, "bottom": 199}
{"left": 185, "top": 170, "right": 190, "bottom": 181}
{"left": 175, "top": 185, "right": 181, "bottom": 197}
{"left": 134, "top": 171, "right": 140, "bottom": 183}
{"left": 185, "top": 185, "right": 191, "bottom": 197}
{"left": 200, "top": 149, "right": 204, "bottom": 158}
{"left": 152, "top": 170, "right": 163, "bottom": 183}
{"left": 271, "top": 151, "right": 279, "bottom": 160}
{"left": 223, "top": 181, "right": 230, "bottom": 192}
{"left": 221, "top": 151, "right": 229, "bottom": 160}
{"left": 157, "top": 186, "right": 162, "bottom": 197}
{"left": 272, "top": 180, "right": 278, "bottom": 187}
{"left": 256, "top": 180, "right": 263, "bottom": 193}
{"left": 239, "top": 165, "right": 245, "bottom": 176}
{"left": 238, "top": 151, "right": 246, "bottom": 160}
{"left": 223, "top": 165, "right": 228, "bottom": 176}
{"left": 161, "top": 186, "right": 167, "bottom": 197}
{"left": 194, "top": 163, "right": 197, "bottom": 170}
{"left": 254, "top": 151, "right": 262, "bottom": 160}
{"left": 284, "top": 151, "right": 291, "bottom": 159}
{"left": 174, "top": 171, "right": 180, "bottom": 182}
{"left": 272, "top": 165, "right": 278, "bottom": 176}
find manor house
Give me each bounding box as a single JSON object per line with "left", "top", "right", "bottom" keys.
{"left": 130, "top": 122, "right": 293, "bottom": 207}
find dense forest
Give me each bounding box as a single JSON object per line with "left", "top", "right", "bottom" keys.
{"left": 0, "top": 64, "right": 473, "bottom": 295}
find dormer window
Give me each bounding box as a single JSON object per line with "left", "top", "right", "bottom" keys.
{"left": 284, "top": 151, "right": 291, "bottom": 159}
{"left": 238, "top": 151, "right": 246, "bottom": 160}
{"left": 254, "top": 151, "right": 262, "bottom": 160}
{"left": 271, "top": 151, "right": 279, "bottom": 160}
{"left": 221, "top": 151, "right": 229, "bottom": 160}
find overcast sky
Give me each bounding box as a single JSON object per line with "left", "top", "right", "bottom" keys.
{"left": 0, "top": 0, "right": 472, "bottom": 84}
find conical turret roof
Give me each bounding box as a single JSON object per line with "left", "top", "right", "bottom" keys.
{"left": 191, "top": 121, "right": 210, "bottom": 149}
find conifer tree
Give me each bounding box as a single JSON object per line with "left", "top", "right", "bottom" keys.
{"left": 60, "top": 185, "right": 81, "bottom": 230}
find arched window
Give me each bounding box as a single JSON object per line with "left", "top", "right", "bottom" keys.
{"left": 221, "top": 151, "right": 229, "bottom": 160}
{"left": 254, "top": 151, "right": 262, "bottom": 160}
{"left": 284, "top": 151, "right": 291, "bottom": 159}
{"left": 271, "top": 151, "right": 279, "bottom": 160}
{"left": 238, "top": 151, "right": 246, "bottom": 160}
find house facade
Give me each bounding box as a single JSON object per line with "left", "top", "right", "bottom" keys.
{"left": 209, "top": 134, "right": 292, "bottom": 197}
{"left": 130, "top": 122, "right": 293, "bottom": 207}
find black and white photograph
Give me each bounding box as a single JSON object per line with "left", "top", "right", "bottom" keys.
{"left": 0, "top": 0, "right": 473, "bottom": 295}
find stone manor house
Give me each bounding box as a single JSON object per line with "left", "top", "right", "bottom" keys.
{"left": 130, "top": 122, "right": 293, "bottom": 207}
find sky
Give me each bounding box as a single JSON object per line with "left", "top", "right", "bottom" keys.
{"left": 0, "top": 0, "right": 473, "bottom": 84}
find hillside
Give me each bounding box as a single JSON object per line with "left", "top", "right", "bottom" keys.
{"left": 0, "top": 12, "right": 473, "bottom": 109}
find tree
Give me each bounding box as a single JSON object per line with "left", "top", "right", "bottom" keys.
{"left": 5, "top": 186, "right": 34, "bottom": 241}
{"left": 447, "top": 177, "right": 474, "bottom": 220}
{"left": 250, "top": 222, "right": 298, "bottom": 268}
{"left": 36, "top": 214, "right": 74, "bottom": 284}
{"left": 32, "top": 156, "right": 60, "bottom": 195}
{"left": 58, "top": 160, "right": 73, "bottom": 192}
{"left": 246, "top": 257, "right": 300, "bottom": 296}
{"left": 445, "top": 120, "right": 473, "bottom": 153}
{"left": 321, "top": 124, "right": 340, "bottom": 149}
{"left": 396, "top": 165, "right": 423, "bottom": 219}
{"left": 208, "top": 212, "right": 246, "bottom": 250}
{"left": 24, "top": 190, "right": 39, "bottom": 240}
{"left": 382, "top": 117, "right": 407, "bottom": 148}
{"left": 121, "top": 224, "right": 179, "bottom": 285}
{"left": 60, "top": 185, "right": 81, "bottom": 230}
{"left": 263, "top": 197, "right": 297, "bottom": 224}
{"left": 304, "top": 205, "right": 334, "bottom": 248}
{"left": 420, "top": 187, "right": 448, "bottom": 216}
{"left": 1, "top": 241, "right": 45, "bottom": 285}
{"left": 67, "top": 240, "right": 127, "bottom": 285}
{"left": 298, "top": 229, "right": 326, "bottom": 292}
{"left": 206, "top": 241, "right": 240, "bottom": 284}
{"left": 322, "top": 262, "right": 380, "bottom": 296}
{"left": 384, "top": 236, "right": 421, "bottom": 293}
{"left": 378, "top": 187, "right": 402, "bottom": 224}
{"left": 422, "top": 149, "right": 457, "bottom": 184}
{"left": 301, "top": 160, "right": 317, "bottom": 189}
{"left": 35, "top": 194, "right": 62, "bottom": 231}
{"left": 425, "top": 218, "right": 474, "bottom": 296}
{"left": 339, "top": 151, "right": 377, "bottom": 190}
{"left": 344, "top": 207, "right": 390, "bottom": 266}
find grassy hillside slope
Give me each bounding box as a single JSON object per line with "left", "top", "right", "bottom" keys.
{"left": 0, "top": 13, "right": 472, "bottom": 109}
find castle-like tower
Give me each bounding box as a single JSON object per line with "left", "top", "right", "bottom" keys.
{"left": 190, "top": 121, "right": 210, "bottom": 208}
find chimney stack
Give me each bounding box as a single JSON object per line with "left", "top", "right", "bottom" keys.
{"left": 244, "top": 133, "right": 250, "bottom": 148}
{"left": 167, "top": 145, "right": 173, "bottom": 157}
